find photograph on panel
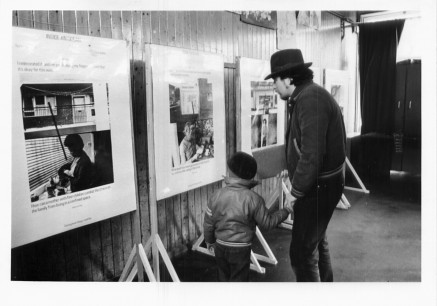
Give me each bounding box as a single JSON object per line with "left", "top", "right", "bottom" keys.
{"left": 169, "top": 78, "right": 214, "bottom": 168}
{"left": 20, "top": 83, "right": 114, "bottom": 202}
{"left": 250, "top": 81, "right": 278, "bottom": 149}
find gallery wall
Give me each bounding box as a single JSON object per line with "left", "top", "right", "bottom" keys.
{"left": 11, "top": 10, "right": 349, "bottom": 281}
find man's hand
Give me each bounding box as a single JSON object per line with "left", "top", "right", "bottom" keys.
{"left": 206, "top": 243, "right": 215, "bottom": 255}
{"left": 284, "top": 193, "right": 296, "bottom": 214}
{"left": 283, "top": 179, "right": 296, "bottom": 214}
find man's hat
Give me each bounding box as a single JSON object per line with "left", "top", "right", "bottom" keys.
{"left": 227, "top": 151, "right": 257, "bottom": 180}
{"left": 264, "top": 49, "right": 312, "bottom": 80}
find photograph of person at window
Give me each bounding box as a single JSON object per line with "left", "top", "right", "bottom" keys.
{"left": 58, "top": 134, "right": 96, "bottom": 192}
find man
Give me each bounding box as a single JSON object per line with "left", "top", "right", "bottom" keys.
{"left": 265, "top": 49, "right": 346, "bottom": 282}
{"left": 58, "top": 134, "right": 95, "bottom": 192}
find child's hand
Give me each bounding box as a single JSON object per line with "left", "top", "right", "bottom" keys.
{"left": 206, "top": 243, "right": 215, "bottom": 255}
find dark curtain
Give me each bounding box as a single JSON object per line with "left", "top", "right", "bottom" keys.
{"left": 359, "top": 20, "right": 404, "bottom": 135}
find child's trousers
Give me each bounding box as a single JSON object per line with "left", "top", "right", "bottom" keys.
{"left": 214, "top": 243, "right": 252, "bottom": 281}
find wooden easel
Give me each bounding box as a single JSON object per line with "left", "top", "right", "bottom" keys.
{"left": 344, "top": 157, "right": 369, "bottom": 194}
{"left": 192, "top": 226, "right": 278, "bottom": 274}
{"left": 119, "top": 44, "right": 180, "bottom": 282}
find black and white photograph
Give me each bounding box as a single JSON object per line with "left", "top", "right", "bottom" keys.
{"left": 5, "top": 4, "right": 436, "bottom": 306}
{"left": 250, "top": 81, "right": 279, "bottom": 150}
{"left": 169, "top": 79, "right": 215, "bottom": 167}
{"left": 26, "top": 130, "right": 114, "bottom": 203}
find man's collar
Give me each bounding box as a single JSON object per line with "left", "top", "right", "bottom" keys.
{"left": 289, "top": 80, "right": 313, "bottom": 102}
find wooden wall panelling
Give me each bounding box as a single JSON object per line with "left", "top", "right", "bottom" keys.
{"left": 78, "top": 226, "right": 93, "bottom": 281}
{"left": 89, "top": 223, "right": 104, "bottom": 281}
{"left": 111, "top": 11, "right": 122, "bottom": 39}
{"left": 207, "top": 12, "right": 216, "bottom": 53}
{"left": 142, "top": 11, "right": 152, "bottom": 44}
{"left": 12, "top": 11, "right": 18, "bottom": 26}
{"left": 182, "top": 11, "right": 191, "bottom": 49}
{"left": 159, "top": 11, "right": 168, "bottom": 46}
{"left": 75, "top": 11, "right": 89, "bottom": 36}
{"left": 64, "top": 230, "right": 80, "bottom": 281}
{"left": 99, "top": 11, "right": 112, "bottom": 38}
{"left": 51, "top": 235, "right": 67, "bottom": 281}
{"left": 196, "top": 11, "right": 206, "bottom": 52}
{"left": 255, "top": 25, "right": 260, "bottom": 59}
{"left": 48, "top": 10, "right": 63, "bottom": 32}
{"left": 189, "top": 11, "right": 198, "bottom": 50}
{"left": 180, "top": 191, "right": 189, "bottom": 245}
{"left": 24, "top": 243, "right": 38, "bottom": 280}
{"left": 221, "top": 12, "right": 230, "bottom": 62}
{"left": 100, "top": 220, "right": 115, "bottom": 280}
{"left": 200, "top": 186, "right": 208, "bottom": 228}
{"left": 34, "top": 11, "right": 48, "bottom": 30}
{"left": 150, "top": 11, "right": 160, "bottom": 45}
{"left": 167, "top": 11, "right": 176, "bottom": 47}
{"left": 232, "top": 12, "right": 240, "bottom": 59}
{"left": 175, "top": 11, "right": 184, "bottom": 48}
{"left": 157, "top": 198, "right": 168, "bottom": 249}
{"left": 63, "top": 11, "right": 77, "bottom": 34}
{"left": 165, "top": 198, "right": 174, "bottom": 250}
{"left": 202, "top": 11, "right": 211, "bottom": 53}
{"left": 17, "top": 11, "right": 33, "bottom": 28}
{"left": 172, "top": 193, "right": 183, "bottom": 255}
{"left": 214, "top": 12, "right": 222, "bottom": 55}
{"left": 194, "top": 187, "right": 202, "bottom": 237}
{"left": 88, "top": 11, "right": 100, "bottom": 37}
{"left": 188, "top": 189, "right": 196, "bottom": 241}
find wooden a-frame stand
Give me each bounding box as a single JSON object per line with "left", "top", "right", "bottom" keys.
{"left": 192, "top": 226, "right": 278, "bottom": 274}
{"left": 265, "top": 157, "right": 369, "bottom": 230}
{"left": 119, "top": 45, "right": 180, "bottom": 282}
{"left": 337, "top": 157, "right": 369, "bottom": 210}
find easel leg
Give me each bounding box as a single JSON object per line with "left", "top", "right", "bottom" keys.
{"left": 192, "top": 227, "right": 277, "bottom": 274}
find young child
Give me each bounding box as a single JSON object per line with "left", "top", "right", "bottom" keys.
{"left": 203, "top": 151, "right": 292, "bottom": 281}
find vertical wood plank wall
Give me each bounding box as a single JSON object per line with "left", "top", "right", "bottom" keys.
{"left": 11, "top": 10, "right": 345, "bottom": 281}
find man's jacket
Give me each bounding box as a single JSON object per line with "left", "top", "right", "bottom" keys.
{"left": 286, "top": 80, "right": 346, "bottom": 199}
{"left": 203, "top": 177, "right": 288, "bottom": 247}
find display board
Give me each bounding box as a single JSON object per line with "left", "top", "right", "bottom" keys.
{"left": 239, "top": 57, "right": 286, "bottom": 154}
{"left": 12, "top": 28, "right": 137, "bottom": 248}
{"left": 238, "top": 57, "right": 286, "bottom": 178}
{"left": 324, "top": 69, "right": 351, "bottom": 133}
{"left": 150, "top": 45, "right": 226, "bottom": 200}
{"left": 312, "top": 66, "right": 323, "bottom": 86}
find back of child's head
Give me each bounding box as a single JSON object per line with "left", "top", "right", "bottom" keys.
{"left": 227, "top": 151, "right": 257, "bottom": 180}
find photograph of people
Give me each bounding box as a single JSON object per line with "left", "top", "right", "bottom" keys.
{"left": 58, "top": 134, "right": 96, "bottom": 192}
{"left": 169, "top": 78, "right": 215, "bottom": 168}
{"left": 261, "top": 117, "right": 268, "bottom": 147}
{"left": 179, "top": 121, "right": 201, "bottom": 164}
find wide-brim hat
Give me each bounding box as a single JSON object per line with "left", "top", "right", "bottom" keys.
{"left": 264, "top": 49, "right": 312, "bottom": 80}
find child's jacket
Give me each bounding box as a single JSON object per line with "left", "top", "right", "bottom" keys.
{"left": 203, "top": 176, "right": 288, "bottom": 247}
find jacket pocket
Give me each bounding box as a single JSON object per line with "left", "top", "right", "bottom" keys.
{"left": 293, "top": 138, "right": 302, "bottom": 157}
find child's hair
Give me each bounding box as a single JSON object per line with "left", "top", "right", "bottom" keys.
{"left": 227, "top": 151, "right": 257, "bottom": 180}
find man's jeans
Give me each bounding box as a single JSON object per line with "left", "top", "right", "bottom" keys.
{"left": 214, "top": 243, "right": 252, "bottom": 282}
{"left": 290, "top": 173, "right": 344, "bottom": 282}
